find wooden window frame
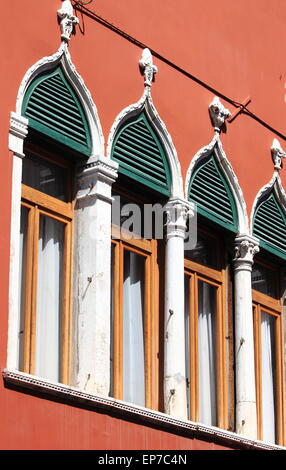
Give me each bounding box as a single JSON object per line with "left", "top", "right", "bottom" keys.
{"left": 184, "top": 228, "right": 228, "bottom": 429}
{"left": 252, "top": 268, "right": 285, "bottom": 446}
{"left": 111, "top": 224, "right": 159, "bottom": 410}
{"left": 20, "top": 146, "right": 73, "bottom": 384}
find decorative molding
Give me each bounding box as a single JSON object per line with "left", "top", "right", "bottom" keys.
{"left": 139, "top": 48, "right": 158, "bottom": 89}
{"left": 165, "top": 198, "right": 195, "bottom": 239}
{"left": 274, "top": 173, "right": 286, "bottom": 211}
{"left": 209, "top": 96, "right": 231, "bottom": 133}
{"left": 58, "top": 0, "right": 79, "bottom": 42}
{"left": 2, "top": 369, "right": 284, "bottom": 451}
{"left": 271, "top": 138, "right": 286, "bottom": 171}
{"left": 185, "top": 134, "right": 249, "bottom": 234}
{"left": 107, "top": 86, "right": 184, "bottom": 199}
{"left": 8, "top": 112, "right": 29, "bottom": 158}
{"left": 15, "top": 44, "right": 104, "bottom": 157}
{"left": 76, "top": 155, "right": 118, "bottom": 202}
{"left": 250, "top": 171, "right": 286, "bottom": 236}
{"left": 234, "top": 234, "right": 260, "bottom": 271}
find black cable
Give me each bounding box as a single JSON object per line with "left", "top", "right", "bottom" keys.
{"left": 72, "top": 1, "right": 286, "bottom": 142}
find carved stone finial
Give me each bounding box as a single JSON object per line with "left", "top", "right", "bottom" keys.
{"left": 139, "top": 48, "right": 158, "bottom": 88}
{"left": 209, "top": 97, "right": 231, "bottom": 133}
{"left": 58, "top": 0, "right": 79, "bottom": 43}
{"left": 271, "top": 138, "right": 286, "bottom": 171}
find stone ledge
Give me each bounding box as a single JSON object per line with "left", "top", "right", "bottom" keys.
{"left": 2, "top": 369, "right": 284, "bottom": 451}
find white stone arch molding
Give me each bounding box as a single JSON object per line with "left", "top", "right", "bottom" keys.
{"left": 106, "top": 89, "right": 184, "bottom": 199}
{"left": 250, "top": 171, "right": 286, "bottom": 235}
{"left": 185, "top": 133, "right": 249, "bottom": 234}
{"left": 15, "top": 42, "right": 104, "bottom": 157}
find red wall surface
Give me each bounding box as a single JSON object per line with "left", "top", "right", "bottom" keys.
{"left": 1, "top": 1, "right": 286, "bottom": 449}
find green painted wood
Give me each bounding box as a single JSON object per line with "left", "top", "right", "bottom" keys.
{"left": 188, "top": 153, "right": 238, "bottom": 232}
{"left": 253, "top": 192, "right": 286, "bottom": 260}
{"left": 22, "top": 67, "right": 91, "bottom": 157}
{"left": 111, "top": 111, "right": 171, "bottom": 196}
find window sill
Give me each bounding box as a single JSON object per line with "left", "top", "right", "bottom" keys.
{"left": 2, "top": 369, "right": 284, "bottom": 451}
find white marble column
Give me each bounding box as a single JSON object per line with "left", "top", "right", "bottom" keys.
{"left": 233, "top": 234, "right": 259, "bottom": 438}
{"left": 7, "top": 112, "right": 28, "bottom": 370}
{"left": 73, "top": 155, "right": 118, "bottom": 396}
{"left": 164, "top": 198, "right": 194, "bottom": 419}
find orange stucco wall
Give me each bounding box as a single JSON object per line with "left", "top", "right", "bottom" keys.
{"left": 0, "top": 1, "right": 285, "bottom": 449}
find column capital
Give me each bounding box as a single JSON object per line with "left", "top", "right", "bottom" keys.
{"left": 234, "top": 234, "right": 260, "bottom": 271}
{"left": 165, "top": 198, "right": 195, "bottom": 240}
{"left": 76, "top": 155, "right": 118, "bottom": 202}
{"left": 9, "top": 112, "right": 29, "bottom": 158}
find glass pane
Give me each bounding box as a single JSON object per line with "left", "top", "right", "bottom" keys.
{"left": 261, "top": 312, "right": 276, "bottom": 443}
{"left": 252, "top": 263, "right": 277, "bottom": 298}
{"left": 198, "top": 280, "right": 217, "bottom": 426}
{"left": 18, "top": 206, "right": 29, "bottom": 370}
{"left": 184, "top": 275, "right": 191, "bottom": 418}
{"left": 185, "top": 231, "right": 219, "bottom": 269}
{"left": 123, "top": 250, "right": 145, "bottom": 406}
{"left": 35, "top": 215, "right": 65, "bottom": 382}
{"left": 22, "top": 153, "right": 67, "bottom": 201}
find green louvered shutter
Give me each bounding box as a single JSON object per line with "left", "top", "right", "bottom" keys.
{"left": 188, "top": 153, "right": 238, "bottom": 232}
{"left": 22, "top": 67, "right": 91, "bottom": 156}
{"left": 253, "top": 192, "right": 286, "bottom": 260}
{"left": 111, "top": 111, "right": 171, "bottom": 196}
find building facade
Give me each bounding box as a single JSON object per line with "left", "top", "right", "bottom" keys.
{"left": 1, "top": 0, "right": 286, "bottom": 449}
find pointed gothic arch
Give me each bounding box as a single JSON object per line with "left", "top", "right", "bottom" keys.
{"left": 185, "top": 134, "right": 248, "bottom": 234}
{"left": 251, "top": 173, "right": 286, "bottom": 260}
{"left": 16, "top": 43, "right": 104, "bottom": 157}
{"left": 107, "top": 89, "right": 184, "bottom": 199}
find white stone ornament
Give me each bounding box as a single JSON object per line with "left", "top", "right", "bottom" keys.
{"left": 209, "top": 96, "right": 231, "bottom": 133}
{"left": 271, "top": 138, "right": 286, "bottom": 171}
{"left": 234, "top": 235, "right": 259, "bottom": 265}
{"left": 139, "top": 48, "right": 158, "bottom": 88}
{"left": 58, "top": 0, "right": 79, "bottom": 42}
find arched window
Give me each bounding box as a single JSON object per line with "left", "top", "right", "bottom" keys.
{"left": 253, "top": 191, "right": 286, "bottom": 260}
{"left": 185, "top": 146, "right": 238, "bottom": 429}
{"left": 251, "top": 187, "right": 285, "bottom": 445}
{"left": 111, "top": 110, "right": 171, "bottom": 196}
{"left": 188, "top": 151, "right": 238, "bottom": 233}
{"left": 18, "top": 63, "right": 92, "bottom": 384}
{"left": 22, "top": 66, "right": 92, "bottom": 157}
{"left": 110, "top": 107, "right": 172, "bottom": 409}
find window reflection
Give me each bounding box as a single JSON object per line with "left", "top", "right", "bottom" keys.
{"left": 252, "top": 263, "right": 277, "bottom": 298}
{"left": 185, "top": 230, "right": 219, "bottom": 269}
{"left": 22, "top": 153, "right": 67, "bottom": 201}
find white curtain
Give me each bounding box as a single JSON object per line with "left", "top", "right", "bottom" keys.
{"left": 184, "top": 275, "right": 190, "bottom": 417}
{"left": 110, "top": 244, "right": 115, "bottom": 397}
{"left": 261, "top": 312, "right": 276, "bottom": 443}
{"left": 198, "top": 281, "right": 217, "bottom": 426}
{"left": 123, "top": 250, "right": 145, "bottom": 406}
{"left": 18, "top": 206, "right": 28, "bottom": 370}
{"left": 35, "top": 215, "right": 64, "bottom": 382}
